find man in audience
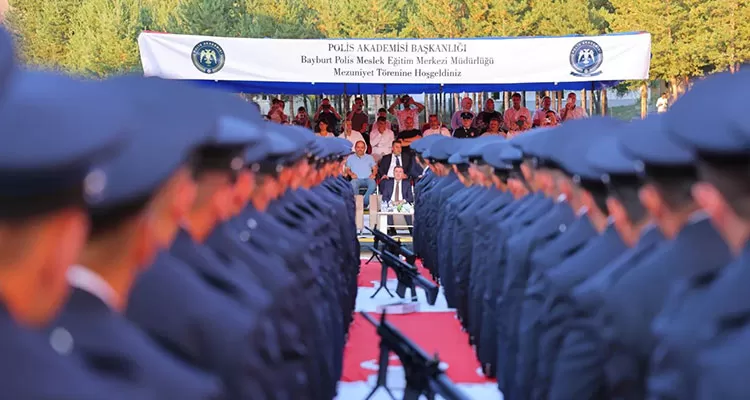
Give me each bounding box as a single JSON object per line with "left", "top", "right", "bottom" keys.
{"left": 378, "top": 141, "right": 413, "bottom": 181}
{"left": 379, "top": 165, "right": 414, "bottom": 234}
{"left": 481, "top": 118, "right": 505, "bottom": 136}
{"left": 560, "top": 92, "right": 588, "bottom": 121}
{"left": 345, "top": 140, "right": 378, "bottom": 207}
{"left": 504, "top": 92, "right": 532, "bottom": 134}
{"left": 340, "top": 119, "right": 365, "bottom": 150}
{"left": 423, "top": 114, "right": 451, "bottom": 136}
{"left": 475, "top": 98, "right": 503, "bottom": 132}
{"left": 533, "top": 96, "right": 560, "bottom": 127}
{"left": 454, "top": 112, "right": 480, "bottom": 138}
{"left": 395, "top": 115, "right": 423, "bottom": 153}
{"left": 452, "top": 96, "right": 474, "bottom": 130}
{"left": 389, "top": 95, "right": 425, "bottom": 132}
{"left": 346, "top": 96, "right": 369, "bottom": 132}
{"left": 370, "top": 116, "right": 395, "bottom": 161}
{"left": 314, "top": 97, "right": 342, "bottom": 133}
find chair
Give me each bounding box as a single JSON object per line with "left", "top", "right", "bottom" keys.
{"left": 354, "top": 184, "right": 379, "bottom": 234}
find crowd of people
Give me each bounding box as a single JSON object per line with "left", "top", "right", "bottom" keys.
{"left": 410, "top": 67, "right": 749, "bottom": 400}
{"left": 271, "top": 92, "right": 589, "bottom": 215}
{"left": 265, "top": 92, "right": 589, "bottom": 153}
{"left": 0, "top": 28, "right": 361, "bottom": 400}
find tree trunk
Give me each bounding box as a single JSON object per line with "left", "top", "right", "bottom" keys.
{"left": 503, "top": 91, "right": 510, "bottom": 112}
{"left": 640, "top": 82, "right": 648, "bottom": 119}
{"left": 581, "top": 89, "right": 587, "bottom": 113}
{"left": 601, "top": 89, "right": 608, "bottom": 116}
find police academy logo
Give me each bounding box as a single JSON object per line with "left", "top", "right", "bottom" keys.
{"left": 569, "top": 40, "right": 603, "bottom": 77}
{"left": 191, "top": 41, "right": 225, "bottom": 74}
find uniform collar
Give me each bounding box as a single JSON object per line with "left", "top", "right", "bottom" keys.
{"left": 556, "top": 193, "right": 567, "bottom": 203}
{"left": 66, "top": 265, "right": 118, "bottom": 310}
{"left": 577, "top": 206, "right": 589, "bottom": 217}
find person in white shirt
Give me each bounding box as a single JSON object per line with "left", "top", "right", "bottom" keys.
{"left": 503, "top": 92, "right": 532, "bottom": 132}
{"left": 451, "top": 96, "right": 474, "bottom": 130}
{"left": 532, "top": 95, "right": 560, "bottom": 127}
{"left": 656, "top": 93, "right": 669, "bottom": 113}
{"left": 423, "top": 114, "right": 451, "bottom": 137}
{"left": 340, "top": 120, "right": 364, "bottom": 150}
{"left": 560, "top": 92, "right": 588, "bottom": 121}
{"left": 388, "top": 95, "right": 425, "bottom": 132}
{"left": 370, "top": 116, "right": 395, "bottom": 161}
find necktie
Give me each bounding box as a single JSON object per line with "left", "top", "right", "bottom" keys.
{"left": 395, "top": 180, "right": 401, "bottom": 202}
{"left": 396, "top": 156, "right": 401, "bottom": 167}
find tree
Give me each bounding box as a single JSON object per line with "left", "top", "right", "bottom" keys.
{"left": 242, "top": 0, "right": 323, "bottom": 38}
{"left": 167, "top": 0, "right": 249, "bottom": 37}
{"left": 698, "top": 0, "right": 750, "bottom": 73}
{"left": 309, "top": 0, "right": 406, "bottom": 38}
{"left": 64, "top": 0, "right": 148, "bottom": 77}
{"left": 523, "top": 0, "right": 600, "bottom": 36}
{"left": 460, "top": 0, "right": 528, "bottom": 37}
{"left": 7, "top": 0, "right": 84, "bottom": 68}
{"left": 605, "top": 0, "right": 712, "bottom": 98}
{"left": 401, "top": 0, "right": 465, "bottom": 38}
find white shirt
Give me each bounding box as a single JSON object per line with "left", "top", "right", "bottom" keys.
{"left": 67, "top": 265, "right": 119, "bottom": 309}
{"left": 390, "top": 179, "right": 405, "bottom": 202}
{"left": 533, "top": 108, "right": 561, "bottom": 125}
{"left": 370, "top": 128, "right": 395, "bottom": 156}
{"left": 386, "top": 153, "right": 405, "bottom": 178}
{"left": 423, "top": 126, "right": 451, "bottom": 137}
{"left": 563, "top": 106, "right": 587, "bottom": 120}
{"left": 656, "top": 97, "right": 668, "bottom": 113}
{"left": 342, "top": 130, "right": 365, "bottom": 150}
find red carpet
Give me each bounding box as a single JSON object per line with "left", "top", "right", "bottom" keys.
{"left": 356, "top": 260, "right": 432, "bottom": 287}
{"left": 340, "top": 260, "right": 499, "bottom": 399}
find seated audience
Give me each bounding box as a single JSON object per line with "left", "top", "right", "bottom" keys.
{"left": 378, "top": 141, "right": 413, "bottom": 180}
{"left": 423, "top": 114, "right": 451, "bottom": 137}
{"left": 345, "top": 140, "right": 378, "bottom": 207}
{"left": 539, "top": 109, "right": 560, "bottom": 127}
{"left": 293, "top": 106, "right": 312, "bottom": 128}
{"left": 451, "top": 96, "right": 474, "bottom": 130}
{"left": 340, "top": 120, "right": 365, "bottom": 149}
{"left": 503, "top": 92, "right": 532, "bottom": 132}
{"left": 481, "top": 117, "right": 505, "bottom": 137}
{"left": 369, "top": 108, "right": 389, "bottom": 134}
{"left": 315, "top": 120, "right": 335, "bottom": 137}
{"left": 453, "top": 112, "right": 480, "bottom": 138}
{"left": 314, "top": 97, "right": 342, "bottom": 133}
{"left": 267, "top": 98, "right": 289, "bottom": 124}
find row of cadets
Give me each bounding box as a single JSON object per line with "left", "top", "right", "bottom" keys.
{"left": 0, "top": 23, "right": 362, "bottom": 399}
{"left": 411, "top": 67, "right": 750, "bottom": 400}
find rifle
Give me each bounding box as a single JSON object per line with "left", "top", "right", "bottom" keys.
{"left": 365, "top": 227, "right": 417, "bottom": 266}
{"left": 371, "top": 247, "right": 438, "bottom": 305}
{"left": 361, "top": 312, "right": 471, "bottom": 400}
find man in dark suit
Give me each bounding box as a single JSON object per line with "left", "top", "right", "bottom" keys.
{"left": 378, "top": 140, "right": 413, "bottom": 180}
{"left": 379, "top": 165, "right": 414, "bottom": 235}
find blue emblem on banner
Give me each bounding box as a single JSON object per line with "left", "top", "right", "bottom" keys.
{"left": 192, "top": 41, "right": 225, "bottom": 74}
{"left": 569, "top": 40, "right": 603, "bottom": 77}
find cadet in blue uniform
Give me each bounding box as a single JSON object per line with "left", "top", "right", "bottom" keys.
{"left": 530, "top": 118, "right": 628, "bottom": 400}
{"left": 646, "top": 69, "right": 750, "bottom": 400}
{"left": 0, "top": 66, "right": 151, "bottom": 399}
{"left": 549, "top": 118, "right": 668, "bottom": 400}
{"left": 51, "top": 77, "right": 225, "bottom": 399}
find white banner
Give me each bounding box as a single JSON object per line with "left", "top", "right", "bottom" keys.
{"left": 138, "top": 32, "right": 651, "bottom": 85}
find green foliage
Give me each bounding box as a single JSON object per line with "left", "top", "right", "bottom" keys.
{"left": 5, "top": 0, "right": 749, "bottom": 86}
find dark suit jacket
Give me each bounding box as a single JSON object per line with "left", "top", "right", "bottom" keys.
{"left": 377, "top": 152, "right": 413, "bottom": 179}
{"left": 379, "top": 179, "right": 414, "bottom": 203}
